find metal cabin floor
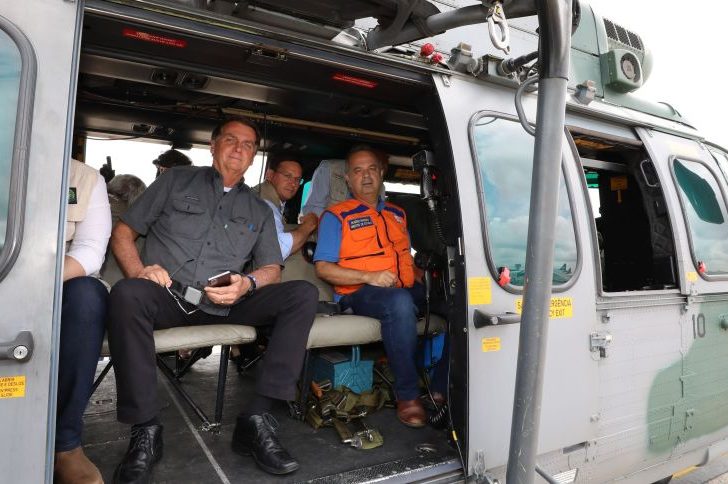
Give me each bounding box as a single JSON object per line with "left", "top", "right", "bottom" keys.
{"left": 83, "top": 353, "right": 459, "bottom": 483}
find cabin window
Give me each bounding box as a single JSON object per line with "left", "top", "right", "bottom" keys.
{"left": 471, "top": 115, "right": 578, "bottom": 287}
{"left": 0, "top": 29, "right": 22, "bottom": 251}
{"left": 673, "top": 158, "right": 728, "bottom": 275}
{"left": 570, "top": 128, "right": 678, "bottom": 291}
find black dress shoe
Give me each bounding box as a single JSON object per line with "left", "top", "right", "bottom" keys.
{"left": 231, "top": 414, "right": 299, "bottom": 475}
{"left": 113, "top": 424, "right": 163, "bottom": 484}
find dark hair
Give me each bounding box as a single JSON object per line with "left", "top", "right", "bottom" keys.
{"left": 210, "top": 116, "right": 261, "bottom": 145}
{"left": 153, "top": 149, "right": 192, "bottom": 168}
{"left": 266, "top": 153, "right": 301, "bottom": 173}
{"left": 345, "top": 144, "right": 388, "bottom": 171}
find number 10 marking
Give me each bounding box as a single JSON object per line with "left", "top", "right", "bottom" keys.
{"left": 693, "top": 313, "right": 706, "bottom": 339}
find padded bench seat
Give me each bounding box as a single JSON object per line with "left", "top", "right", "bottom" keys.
{"left": 100, "top": 324, "right": 257, "bottom": 357}
{"left": 280, "top": 249, "right": 448, "bottom": 351}
{"left": 96, "top": 324, "right": 257, "bottom": 430}
{"left": 306, "top": 314, "right": 446, "bottom": 349}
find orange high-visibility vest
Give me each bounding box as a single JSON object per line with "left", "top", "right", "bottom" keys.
{"left": 327, "top": 199, "right": 415, "bottom": 295}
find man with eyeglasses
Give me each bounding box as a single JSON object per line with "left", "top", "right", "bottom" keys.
{"left": 253, "top": 154, "right": 318, "bottom": 260}
{"left": 107, "top": 116, "right": 317, "bottom": 482}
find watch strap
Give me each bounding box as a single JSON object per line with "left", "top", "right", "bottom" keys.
{"left": 244, "top": 274, "right": 257, "bottom": 295}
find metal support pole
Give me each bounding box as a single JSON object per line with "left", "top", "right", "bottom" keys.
{"left": 157, "top": 355, "right": 212, "bottom": 428}
{"left": 90, "top": 360, "right": 113, "bottom": 395}
{"left": 297, "top": 350, "right": 313, "bottom": 421}
{"left": 506, "top": 0, "right": 572, "bottom": 483}
{"left": 215, "top": 345, "right": 231, "bottom": 424}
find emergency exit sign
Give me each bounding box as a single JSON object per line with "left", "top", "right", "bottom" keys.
{"left": 0, "top": 376, "right": 26, "bottom": 399}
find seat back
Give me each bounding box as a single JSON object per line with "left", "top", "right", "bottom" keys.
{"left": 281, "top": 248, "right": 334, "bottom": 301}
{"left": 100, "top": 237, "right": 145, "bottom": 286}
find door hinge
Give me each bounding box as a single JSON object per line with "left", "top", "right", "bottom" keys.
{"left": 473, "top": 450, "right": 500, "bottom": 483}
{"left": 589, "top": 331, "right": 612, "bottom": 359}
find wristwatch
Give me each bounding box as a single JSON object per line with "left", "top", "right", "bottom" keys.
{"left": 244, "top": 273, "right": 257, "bottom": 296}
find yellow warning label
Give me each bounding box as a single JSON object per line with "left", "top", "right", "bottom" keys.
{"left": 468, "top": 277, "right": 492, "bottom": 305}
{"left": 515, "top": 297, "right": 573, "bottom": 319}
{"left": 687, "top": 271, "right": 698, "bottom": 282}
{"left": 482, "top": 337, "right": 501, "bottom": 352}
{"left": 610, "top": 176, "right": 628, "bottom": 191}
{"left": 0, "top": 376, "right": 26, "bottom": 399}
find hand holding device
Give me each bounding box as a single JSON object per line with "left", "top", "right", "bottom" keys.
{"left": 207, "top": 270, "right": 232, "bottom": 287}
{"left": 205, "top": 273, "right": 248, "bottom": 306}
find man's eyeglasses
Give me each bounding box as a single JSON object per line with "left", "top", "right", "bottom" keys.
{"left": 166, "top": 258, "right": 199, "bottom": 315}
{"left": 275, "top": 171, "right": 303, "bottom": 185}
{"left": 166, "top": 285, "right": 199, "bottom": 315}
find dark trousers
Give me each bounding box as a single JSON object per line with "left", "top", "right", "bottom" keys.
{"left": 56, "top": 277, "right": 108, "bottom": 451}
{"left": 340, "top": 284, "right": 425, "bottom": 401}
{"left": 107, "top": 278, "right": 317, "bottom": 425}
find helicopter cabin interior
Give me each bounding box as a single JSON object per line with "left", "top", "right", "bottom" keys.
{"left": 73, "top": 6, "right": 466, "bottom": 483}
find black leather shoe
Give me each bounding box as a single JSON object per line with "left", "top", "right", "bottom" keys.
{"left": 231, "top": 414, "right": 299, "bottom": 475}
{"left": 113, "top": 424, "right": 163, "bottom": 484}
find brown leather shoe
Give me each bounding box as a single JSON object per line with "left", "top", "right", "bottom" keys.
{"left": 396, "top": 399, "right": 426, "bottom": 428}
{"left": 54, "top": 447, "right": 103, "bottom": 484}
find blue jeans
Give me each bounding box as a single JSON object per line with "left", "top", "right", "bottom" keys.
{"left": 55, "top": 277, "right": 107, "bottom": 452}
{"left": 340, "top": 284, "right": 425, "bottom": 401}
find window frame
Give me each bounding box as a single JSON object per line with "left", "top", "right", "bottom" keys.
{"left": 708, "top": 144, "right": 728, "bottom": 184}
{"left": 0, "top": 17, "right": 36, "bottom": 282}
{"left": 468, "top": 110, "right": 582, "bottom": 294}
{"left": 670, "top": 155, "right": 728, "bottom": 281}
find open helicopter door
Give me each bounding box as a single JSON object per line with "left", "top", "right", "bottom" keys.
{"left": 0, "top": 1, "right": 83, "bottom": 482}
{"left": 433, "top": 1, "right": 598, "bottom": 480}
{"left": 434, "top": 73, "right": 599, "bottom": 480}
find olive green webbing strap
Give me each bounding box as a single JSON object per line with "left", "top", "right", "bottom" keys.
{"left": 305, "top": 384, "right": 390, "bottom": 449}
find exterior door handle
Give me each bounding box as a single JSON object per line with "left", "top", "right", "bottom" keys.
{"left": 473, "top": 309, "right": 521, "bottom": 328}
{"left": 0, "top": 331, "right": 33, "bottom": 362}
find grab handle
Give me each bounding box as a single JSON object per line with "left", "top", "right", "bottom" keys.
{"left": 473, "top": 310, "right": 521, "bottom": 328}
{"left": 640, "top": 159, "right": 660, "bottom": 188}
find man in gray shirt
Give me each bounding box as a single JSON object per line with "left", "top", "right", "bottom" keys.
{"left": 108, "top": 117, "right": 317, "bottom": 482}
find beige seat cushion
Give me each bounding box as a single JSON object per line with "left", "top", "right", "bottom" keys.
{"left": 306, "top": 315, "right": 382, "bottom": 349}
{"left": 281, "top": 249, "right": 333, "bottom": 301}
{"left": 281, "top": 244, "right": 447, "bottom": 350}
{"left": 416, "top": 315, "right": 446, "bottom": 336}
{"left": 100, "top": 238, "right": 145, "bottom": 287}
{"left": 307, "top": 314, "right": 446, "bottom": 349}
{"left": 101, "top": 324, "right": 257, "bottom": 357}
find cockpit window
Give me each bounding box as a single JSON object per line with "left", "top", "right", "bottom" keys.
{"left": 0, "top": 29, "right": 21, "bottom": 250}
{"left": 673, "top": 158, "right": 728, "bottom": 275}
{"left": 471, "top": 115, "right": 578, "bottom": 287}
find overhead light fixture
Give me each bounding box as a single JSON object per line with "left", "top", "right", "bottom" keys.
{"left": 332, "top": 73, "right": 378, "bottom": 89}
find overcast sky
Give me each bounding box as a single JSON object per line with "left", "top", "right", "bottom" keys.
{"left": 588, "top": 0, "right": 728, "bottom": 148}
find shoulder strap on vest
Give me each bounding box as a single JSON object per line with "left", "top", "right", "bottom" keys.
{"left": 327, "top": 199, "right": 365, "bottom": 221}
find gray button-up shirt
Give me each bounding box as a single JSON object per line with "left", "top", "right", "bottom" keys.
{"left": 122, "top": 166, "right": 282, "bottom": 316}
